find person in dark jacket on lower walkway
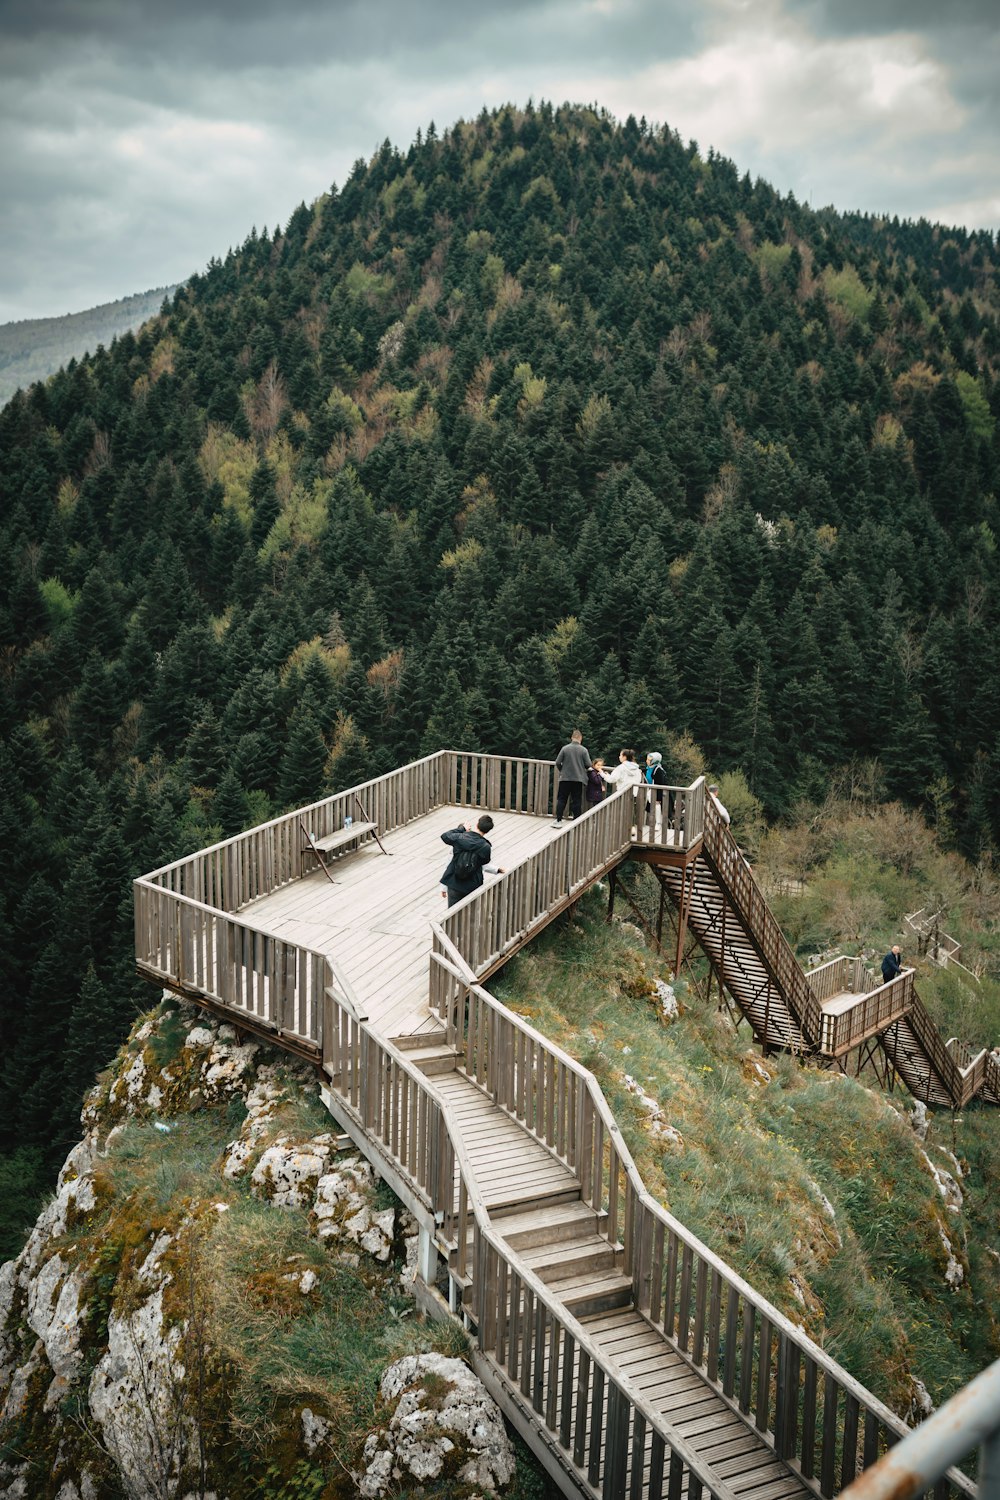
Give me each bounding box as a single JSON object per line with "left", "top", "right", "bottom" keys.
{"left": 440, "top": 815, "right": 505, "bottom": 907}
{"left": 881, "top": 945, "right": 903, "bottom": 984}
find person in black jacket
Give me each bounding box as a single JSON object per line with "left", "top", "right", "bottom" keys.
{"left": 881, "top": 945, "right": 903, "bottom": 984}
{"left": 440, "top": 815, "right": 505, "bottom": 907}
{"left": 644, "top": 751, "right": 669, "bottom": 825}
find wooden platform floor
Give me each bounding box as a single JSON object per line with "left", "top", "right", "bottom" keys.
{"left": 579, "top": 1309, "right": 812, "bottom": 1500}
{"left": 820, "top": 989, "right": 870, "bottom": 1017}
{"left": 434, "top": 1070, "right": 580, "bottom": 1212}
{"left": 238, "top": 805, "right": 570, "bottom": 1042}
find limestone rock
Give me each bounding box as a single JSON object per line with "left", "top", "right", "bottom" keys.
{"left": 251, "top": 1137, "right": 334, "bottom": 1207}
{"left": 26, "top": 1253, "right": 86, "bottom": 1384}
{"left": 301, "top": 1406, "right": 331, "bottom": 1455}
{"left": 937, "top": 1225, "right": 964, "bottom": 1289}
{"left": 622, "top": 1073, "right": 683, "bottom": 1149}
{"left": 311, "top": 1159, "right": 376, "bottom": 1240}
{"left": 356, "top": 1354, "right": 514, "bottom": 1497}
{"left": 921, "top": 1150, "right": 963, "bottom": 1212}
{"left": 88, "top": 1237, "right": 190, "bottom": 1497}
{"left": 654, "top": 978, "right": 679, "bottom": 1020}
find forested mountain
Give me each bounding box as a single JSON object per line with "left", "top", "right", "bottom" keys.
{"left": 0, "top": 286, "right": 179, "bottom": 407}
{"left": 1, "top": 101, "right": 999, "bottom": 1241}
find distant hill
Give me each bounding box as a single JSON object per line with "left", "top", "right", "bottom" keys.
{"left": 0, "top": 284, "right": 181, "bottom": 404}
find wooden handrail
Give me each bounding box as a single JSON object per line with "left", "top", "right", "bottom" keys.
{"left": 702, "top": 797, "right": 824, "bottom": 1049}
{"left": 141, "top": 750, "right": 452, "bottom": 908}
{"left": 431, "top": 965, "right": 975, "bottom": 1499}
{"left": 318, "top": 976, "right": 743, "bottom": 1500}
{"left": 433, "top": 775, "right": 704, "bottom": 1006}
{"left": 134, "top": 878, "right": 331, "bottom": 1042}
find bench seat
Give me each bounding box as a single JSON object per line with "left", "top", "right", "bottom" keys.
{"left": 308, "top": 822, "right": 377, "bottom": 855}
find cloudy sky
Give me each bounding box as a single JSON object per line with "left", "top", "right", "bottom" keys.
{"left": 2, "top": 0, "right": 998, "bottom": 324}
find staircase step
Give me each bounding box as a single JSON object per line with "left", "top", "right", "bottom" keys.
{"left": 392, "top": 1028, "right": 449, "bottom": 1052}
{"left": 493, "top": 1199, "right": 604, "bottom": 1249}
{"left": 519, "top": 1234, "right": 620, "bottom": 1283}
{"left": 403, "top": 1044, "right": 459, "bottom": 1076}
{"left": 545, "top": 1266, "right": 633, "bottom": 1318}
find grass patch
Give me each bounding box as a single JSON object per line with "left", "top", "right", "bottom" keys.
{"left": 202, "top": 1190, "right": 462, "bottom": 1465}
{"left": 106, "top": 1111, "right": 237, "bottom": 1213}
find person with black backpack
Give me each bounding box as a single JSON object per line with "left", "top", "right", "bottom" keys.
{"left": 440, "top": 815, "right": 505, "bottom": 907}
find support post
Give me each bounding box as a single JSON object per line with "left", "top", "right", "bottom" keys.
{"left": 607, "top": 867, "right": 616, "bottom": 924}
{"left": 418, "top": 1225, "right": 438, "bottom": 1287}
{"left": 673, "top": 858, "right": 694, "bottom": 979}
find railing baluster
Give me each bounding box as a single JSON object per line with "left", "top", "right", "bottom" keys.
{"left": 842, "top": 1393, "right": 860, "bottom": 1489}
{"left": 574, "top": 1348, "right": 590, "bottom": 1469}
{"left": 589, "top": 1365, "right": 605, "bottom": 1487}
{"left": 821, "top": 1375, "right": 839, "bottom": 1497}
{"left": 560, "top": 1328, "right": 575, "bottom": 1450}
{"left": 801, "top": 1358, "right": 818, "bottom": 1478}
{"left": 755, "top": 1316, "right": 772, "bottom": 1432}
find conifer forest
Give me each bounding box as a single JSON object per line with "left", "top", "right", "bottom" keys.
{"left": 1, "top": 103, "right": 998, "bottom": 1243}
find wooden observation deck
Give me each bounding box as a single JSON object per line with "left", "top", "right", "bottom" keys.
{"left": 134, "top": 751, "right": 995, "bottom": 1500}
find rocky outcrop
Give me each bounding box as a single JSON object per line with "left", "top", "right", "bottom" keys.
{"left": 0, "top": 996, "right": 512, "bottom": 1499}
{"left": 356, "top": 1353, "right": 515, "bottom": 1497}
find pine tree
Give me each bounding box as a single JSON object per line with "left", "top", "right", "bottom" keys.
{"left": 213, "top": 767, "right": 250, "bottom": 836}
{"left": 277, "top": 704, "right": 328, "bottom": 807}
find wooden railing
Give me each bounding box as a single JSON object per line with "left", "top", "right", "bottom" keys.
{"left": 430, "top": 949, "right": 976, "bottom": 1500}
{"left": 318, "top": 962, "right": 740, "bottom": 1500}
{"left": 321, "top": 985, "right": 457, "bottom": 1236}
{"left": 807, "top": 956, "right": 870, "bottom": 1005}
{"left": 139, "top": 751, "right": 451, "bottom": 911}
{"left": 440, "top": 752, "right": 558, "bottom": 817}
{"left": 133, "top": 884, "right": 333, "bottom": 1043}
{"left": 632, "top": 776, "right": 706, "bottom": 849}
{"left": 900, "top": 994, "right": 989, "bottom": 1108}
{"left": 431, "top": 775, "right": 705, "bottom": 1015}
{"left": 434, "top": 789, "right": 630, "bottom": 998}
{"left": 701, "top": 797, "right": 823, "bottom": 1051}
{"left": 806, "top": 959, "right": 916, "bottom": 1058}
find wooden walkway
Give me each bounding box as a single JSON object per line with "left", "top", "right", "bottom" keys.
{"left": 239, "top": 804, "right": 559, "bottom": 1041}
{"left": 133, "top": 752, "right": 984, "bottom": 1500}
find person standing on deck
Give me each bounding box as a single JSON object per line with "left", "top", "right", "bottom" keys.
{"left": 600, "top": 749, "right": 643, "bottom": 788}
{"left": 552, "top": 729, "right": 592, "bottom": 827}
{"left": 586, "top": 758, "right": 606, "bottom": 809}
{"left": 440, "top": 815, "right": 505, "bottom": 907}
{"left": 708, "top": 783, "right": 730, "bottom": 825}
{"left": 881, "top": 945, "right": 903, "bottom": 984}
{"left": 644, "top": 752, "right": 669, "bottom": 800}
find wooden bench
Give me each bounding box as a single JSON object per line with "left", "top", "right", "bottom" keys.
{"left": 309, "top": 822, "right": 377, "bottom": 855}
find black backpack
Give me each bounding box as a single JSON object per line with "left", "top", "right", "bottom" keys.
{"left": 452, "top": 844, "right": 482, "bottom": 882}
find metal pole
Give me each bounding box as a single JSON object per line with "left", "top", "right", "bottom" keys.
{"left": 840, "top": 1357, "right": 1000, "bottom": 1500}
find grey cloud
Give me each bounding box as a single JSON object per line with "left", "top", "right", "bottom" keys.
{"left": 787, "top": 0, "right": 998, "bottom": 37}
{"left": 2, "top": 0, "right": 559, "bottom": 73}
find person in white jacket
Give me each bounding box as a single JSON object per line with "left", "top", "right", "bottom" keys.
{"left": 600, "top": 749, "right": 643, "bottom": 787}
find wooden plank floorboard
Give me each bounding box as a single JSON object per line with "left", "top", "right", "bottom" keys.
{"left": 237, "top": 804, "right": 565, "bottom": 1040}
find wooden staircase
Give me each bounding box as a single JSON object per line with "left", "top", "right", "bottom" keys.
{"left": 652, "top": 799, "right": 1000, "bottom": 1109}
{"left": 654, "top": 856, "right": 808, "bottom": 1054}
{"left": 419, "top": 1043, "right": 817, "bottom": 1500}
